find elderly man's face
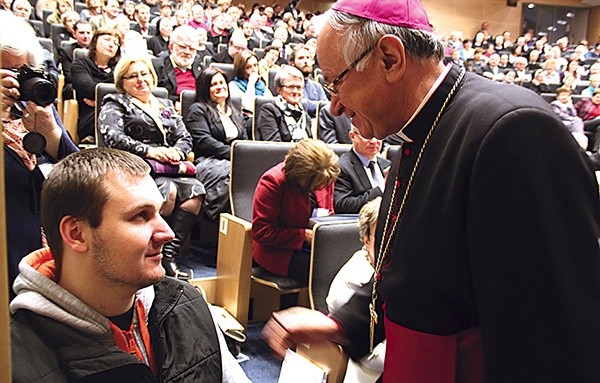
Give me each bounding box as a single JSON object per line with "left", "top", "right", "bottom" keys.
{"left": 317, "top": 23, "right": 388, "bottom": 139}
{"left": 170, "top": 36, "right": 197, "bottom": 68}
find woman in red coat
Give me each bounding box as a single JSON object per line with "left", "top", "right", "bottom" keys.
{"left": 252, "top": 139, "right": 340, "bottom": 285}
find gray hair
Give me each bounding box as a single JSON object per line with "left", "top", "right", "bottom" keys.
{"left": 169, "top": 24, "right": 199, "bottom": 46}
{"left": 0, "top": 12, "right": 43, "bottom": 67}
{"left": 327, "top": 10, "right": 444, "bottom": 71}
{"left": 275, "top": 65, "right": 304, "bottom": 88}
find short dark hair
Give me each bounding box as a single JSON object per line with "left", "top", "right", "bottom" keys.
{"left": 41, "top": 148, "right": 150, "bottom": 264}
{"left": 73, "top": 19, "right": 91, "bottom": 32}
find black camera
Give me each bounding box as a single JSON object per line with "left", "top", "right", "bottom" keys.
{"left": 15, "top": 66, "right": 57, "bottom": 106}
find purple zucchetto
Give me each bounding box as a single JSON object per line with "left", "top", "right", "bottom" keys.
{"left": 331, "top": 0, "right": 432, "bottom": 32}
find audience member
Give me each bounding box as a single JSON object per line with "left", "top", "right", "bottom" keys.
{"left": 186, "top": 67, "right": 246, "bottom": 221}
{"left": 34, "top": 0, "right": 56, "bottom": 20}
{"left": 477, "top": 53, "right": 504, "bottom": 80}
{"left": 576, "top": 89, "right": 600, "bottom": 151}
{"left": 289, "top": 44, "right": 327, "bottom": 117}
{"left": 122, "top": 0, "right": 135, "bottom": 21}
{"left": 11, "top": 0, "right": 42, "bottom": 36}
{"left": 58, "top": 20, "right": 93, "bottom": 100}
{"left": 257, "top": 65, "right": 310, "bottom": 141}
{"left": 174, "top": 8, "right": 190, "bottom": 28}
{"left": 147, "top": 16, "right": 173, "bottom": 57}
{"left": 212, "top": 29, "right": 247, "bottom": 64}
{"left": 263, "top": 1, "right": 600, "bottom": 381}
{"left": 229, "top": 49, "right": 272, "bottom": 115}
{"left": 318, "top": 104, "right": 352, "bottom": 144}
{"left": 582, "top": 73, "right": 600, "bottom": 97}
{"left": 326, "top": 197, "right": 385, "bottom": 383}
{"left": 89, "top": 0, "right": 120, "bottom": 31}
{"left": 258, "top": 45, "right": 281, "bottom": 82}
{"left": 99, "top": 54, "right": 205, "bottom": 279}
{"left": 154, "top": 24, "right": 203, "bottom": 103}
{"left": 0, "top": 12, "right": 78, "bottom": 295}
{"left": 252, "top": 139, "right": 339, "bottom": 285}
{"left": 79, "top": 0, "right": 102, "bottom": 22}
{"left": 10, "top": 148, "right": 250, "bottom": 382}
{"left": 551, "top": 86, "right": 588, "bottom": 148}
{"left": 71, "top": 27, "right": 122, "bottom": 142}
{"left": 57, "top": 11, "right": 81, "bottom": 44}
{"left": 188, "top": 4, "right": 208, "bottom": 30}
{"left": 208, "top": 13, "right": 231, "bottom": 47}
{"left": 46, "top": 0, "right": 73, "bottom": 24}
{"left": 541, "top": 58, "right": 561, "bottom": 84}
{"left": 512, "top": 56, "right": 531, "bottom": 84}
{"left": 131, "top": 3, "right": 156, "bottom": 37}
{"left": 334, "top": 126, "right": 390, "bottom": 213}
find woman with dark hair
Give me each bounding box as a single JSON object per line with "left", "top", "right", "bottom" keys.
{"left": 186, "top": 67, "right": 246, "bottom": 222}
{"left": 71, "top": 27, "right": 122, "bottom": 143}
{"left": 229, "top": 49, "right": 273, "bottom": 114}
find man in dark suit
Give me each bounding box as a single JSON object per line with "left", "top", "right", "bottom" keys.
{"left": 211, "top": 30, "right": 247, "bottom": 64}
{"left": 477, "top": 52, "right": 504, "bottom": 80}
{"left": 147, "top": 17, "right": 172, "bottom": 56}
{"left": 153, "top": 24, "right": 203, "bottom": 103}
{"left": 318, "top": 104, "right": 351, "bottom": 144}
{"left": 57, "top": 20, "right": 92, "bottom": 99}
{"left": 131, "top": 4, "right": 156, "bottom": 37}
{"left": 334, "top": 127, "right": 391, "bottom": 213}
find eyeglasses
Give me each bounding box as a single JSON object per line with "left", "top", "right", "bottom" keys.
{"left": 323, "top": 44, "right": 376, "bottom": 98}
{"left": 174, "top": 42, "right": 196, "bottom": 51}
{"left": 123, "top": 71, "right": 151, "bottom": 80}
{"left": 281, "top": 84, "right": 303, "bottom": 91}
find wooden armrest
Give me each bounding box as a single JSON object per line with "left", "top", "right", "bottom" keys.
{"left": 214, "top": 213, "right": 253, "bottom": 328}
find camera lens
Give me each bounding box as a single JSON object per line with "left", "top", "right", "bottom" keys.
{"left": 22, "top": 77, "right": 57, "bottom": 106}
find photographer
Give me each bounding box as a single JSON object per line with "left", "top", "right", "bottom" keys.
{"left": 0, "top": 12, "right": 78, "bottom": 297}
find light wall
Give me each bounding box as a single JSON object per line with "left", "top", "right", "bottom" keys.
{"left": 244, "top": 0, "right": 600, "bottom": 42}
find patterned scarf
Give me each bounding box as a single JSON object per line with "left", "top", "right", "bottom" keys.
{"left": 2, "top": 118, "right": 37, "bottom": 171}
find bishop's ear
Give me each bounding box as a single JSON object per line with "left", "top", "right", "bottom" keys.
{"left": 377, "top": 35, "right": 406, "bottom": 82}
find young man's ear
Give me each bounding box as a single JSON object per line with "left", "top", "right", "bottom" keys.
{"left": 377, "top": 35, "right": 406, "bottom": 82}
{"left": 59, "top": 216, "right": 90, "bottom": 254}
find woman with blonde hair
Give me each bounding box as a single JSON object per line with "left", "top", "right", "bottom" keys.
{"left": 99, "top": 54, "right": 205, "bottom": 279}
{"left": 252, "top": 139, "right": 340, "bottom": 285}
{"left": 46, "top": 0, "right": 73, "bottom": 25}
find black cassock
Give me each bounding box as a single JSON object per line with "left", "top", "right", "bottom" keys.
{"left": 331, "top": 65, "right": 600, "bottom": 382}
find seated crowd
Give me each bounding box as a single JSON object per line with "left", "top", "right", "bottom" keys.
{"left": 4, "top": 0, "right": 600, "bottom": 282}
{"left": 4, "top": 1, "right": 600, "bottom": 381}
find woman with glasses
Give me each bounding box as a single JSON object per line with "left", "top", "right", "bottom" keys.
{"left": 98, "top": 54, "right": 205, "bottom": 280}
{"left": 71, "top": 27, "right": 122, "bottom": 143}
{"left": 257, "top": 65, "right": 312, "bottom": 141}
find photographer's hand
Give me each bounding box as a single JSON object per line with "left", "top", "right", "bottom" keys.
{"left": 0, "top": 69, "right": 19, "bottom": 114}
{"left": 22, "top": 102, "right": 62, "bottom": 159}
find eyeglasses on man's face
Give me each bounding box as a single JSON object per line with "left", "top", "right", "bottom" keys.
{"left": 323, "top": 44, "right": 376, "bottom": 98}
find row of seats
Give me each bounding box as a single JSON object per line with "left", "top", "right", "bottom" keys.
{"left": 75, "top": 82, "right": 331, "bottom": 148}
